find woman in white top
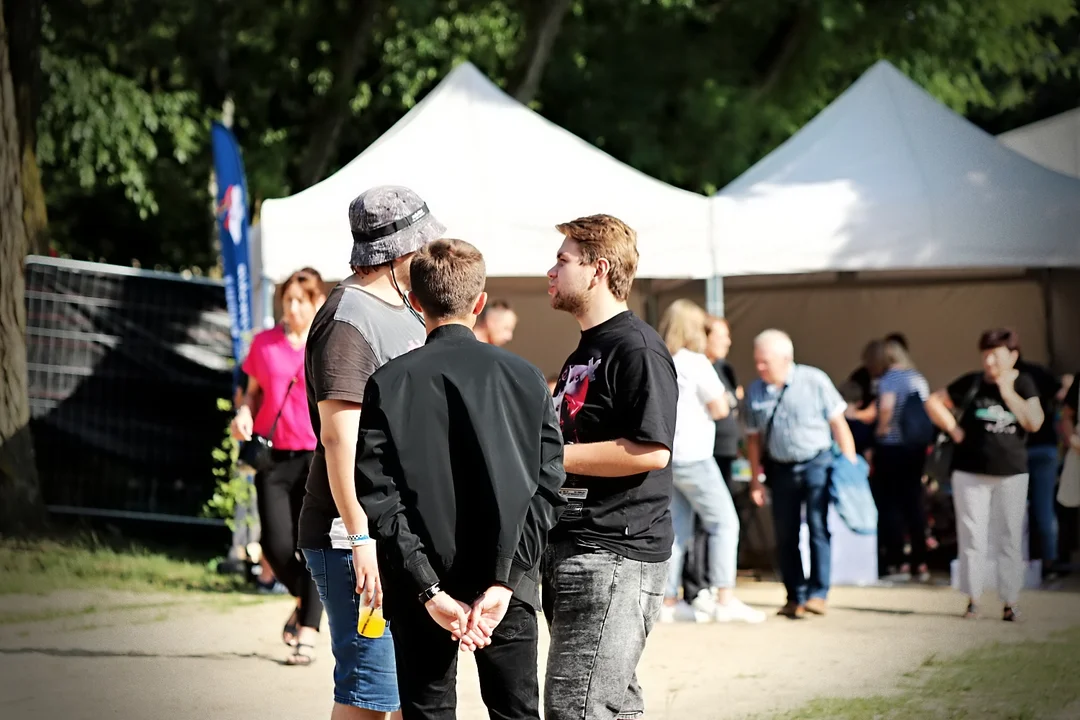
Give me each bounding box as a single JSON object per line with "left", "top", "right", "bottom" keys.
{"left": 658, "top": 300, "right": 764, "bottom": 624}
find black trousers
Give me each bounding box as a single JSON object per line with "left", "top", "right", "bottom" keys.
{"left": 255, "top": 451, "right": 323, "bottom": 628}
{"left": 391, "top": 597, "right": 540, "bottom": 720}
{"left": 683, "top": 455, "right": 735, "bottom": 600}
{"left": 873, "top": 444, "right": 928, "bottom": 569}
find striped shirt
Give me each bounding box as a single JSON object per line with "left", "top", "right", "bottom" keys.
{"left": 745, "top": 364, "right": 846, "bottom": 464}
{"left": 876, "top": 368, "right": 931, "bottom": 446}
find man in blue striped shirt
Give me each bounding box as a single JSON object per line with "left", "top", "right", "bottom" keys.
{"left": 744, "top": 330, "right": 857, "bottom": 619}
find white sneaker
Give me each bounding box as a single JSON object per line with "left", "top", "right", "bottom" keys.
{"left": 690, "top": 589, "right": 717, "bottom": 618}
{"left": 660, "top": 600, "right": 709, "bottom": 623}
{"left": 712, "top": 597, "right": 767, "bottom": 624}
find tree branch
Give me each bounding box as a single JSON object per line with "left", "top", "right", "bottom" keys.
{"left": 752, "top": 5, "right": 816, "bottom": 102}
{"left": 512, "top": 0, "right": 574, "bottom": 105}
{"left": 296, "top": 0, "right": 381, "bottom": 189}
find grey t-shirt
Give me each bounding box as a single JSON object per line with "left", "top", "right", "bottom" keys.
{"left": 298, "top": 282, "right": 426, "bottom": 549}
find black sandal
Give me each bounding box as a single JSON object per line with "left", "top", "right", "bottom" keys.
{"left": 1003, "top": 605, "right": 1021, "bottom": 622}
{"left": 285, "top": 642, "right": 316, "bottom": 666}
{"left": 962, "top": 601, "right": 978, "bottom": 620}
{"left": 282, "top": 608, "right": 299, "bottom": 647}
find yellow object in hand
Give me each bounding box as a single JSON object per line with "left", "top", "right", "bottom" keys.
{"left": 357, "top": 605, "right": 386, "bottom": 639}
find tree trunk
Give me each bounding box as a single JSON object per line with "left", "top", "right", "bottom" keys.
{"left": 296, "top": 0, "right": 381, "bottom": 189}
{"left": 512, "top": 0, "right": 574, "bottom": 105}
{"left": 0, "top": 0, "right": 44, "bottom": 534}
{"left": 3, "top": 0, "right": 46, "bottom": 256}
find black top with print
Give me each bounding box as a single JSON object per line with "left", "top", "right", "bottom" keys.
{"left": 948, "top": 372, "right": 1039, "bottom": 477}
{"left": 550, "top": 311, "right": 678, "bottom": 563}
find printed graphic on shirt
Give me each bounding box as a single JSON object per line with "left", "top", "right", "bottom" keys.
{"left": 558, "top": 487, "right": 589, "bottom": 520}
{"left": 552, "top": 356, "right": 602, "bottom": 442}
{"left": 974, "top": 404, "right": 1019, "bottom": 434}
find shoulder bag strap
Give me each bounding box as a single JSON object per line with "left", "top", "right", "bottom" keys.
{"left": 954, "top": 375, "right": 982, "bottom": 424}
{"left": 763, "top": 383, "right": 790, "bottom": 452}
{"left": 265, "top": 362, "right": 304, "bottom": 442}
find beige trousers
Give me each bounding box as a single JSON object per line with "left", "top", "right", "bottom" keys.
{"left": 952, "top": 470, "right": 1029, "bottom": 605}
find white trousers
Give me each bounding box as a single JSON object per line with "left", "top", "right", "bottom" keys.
{"left": 952, "top": 470, "right": 1029, "bottom": 605}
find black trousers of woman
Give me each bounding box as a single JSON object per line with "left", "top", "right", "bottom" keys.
{"left": 256, "top": 450, "right": 323, "bottom": 628}
{"left": 873, "top": 444, "right": 929, "bottom": 570}
{"left": 682, "top": 456, "right": 735, "bottom": 600}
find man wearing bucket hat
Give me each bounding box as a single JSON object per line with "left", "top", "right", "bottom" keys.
{"left": 299, "top": 186, "right": 444, "bottom": 718}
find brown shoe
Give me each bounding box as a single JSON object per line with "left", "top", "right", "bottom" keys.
{"left": 777, "top": 602, "right": 806, "bottom": 619}
{"left": 803, "top": 598, "right": 828, "bottom": 616}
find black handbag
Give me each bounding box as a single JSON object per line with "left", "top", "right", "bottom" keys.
{"left": 924, "top": 377, "right": 981, "bottom": 487}
{"left": 238, "top": 375, "right": 299, "bottom": 474}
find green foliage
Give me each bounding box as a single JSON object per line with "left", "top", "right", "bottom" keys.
{"left": 29, "top": 0, "right": 1080, "bottom": 270}
{"left": 202, "top": 398, "right": 254, "bottom": 532}
{"left": 766, "top": 626, "right": 1080, "bottom": 719}
{"left": 36, "top": 48, "right": 203, "bottom": 219}
{"left": 0, "top": 533, "right": 247, "bottom": 595}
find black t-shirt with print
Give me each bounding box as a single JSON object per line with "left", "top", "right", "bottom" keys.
{"left": 550, "top": 311, "right": 678, "bottom": 563}
{"left": 712, "top": 359, "right": 741, "bottom": 458}
{"left": 947, "top": 371, "right": 1039, "bottom": 477}
{"left": 1016, "top": 360, "right": 1061, "bottom": 448}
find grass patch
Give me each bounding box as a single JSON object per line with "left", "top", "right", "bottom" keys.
{"left": 0, "top": 534, "right": 248, "bottom": 596}
{"left": 770, "top": 626, "right": 1080, "bottom": 719}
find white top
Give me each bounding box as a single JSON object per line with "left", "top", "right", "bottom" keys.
{"left": 672, "top": 349, "right": 726, "bottom": 464}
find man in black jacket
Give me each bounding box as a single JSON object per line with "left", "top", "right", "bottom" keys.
{"left": 354, "top": 238, "right": 566, "bottom": 720}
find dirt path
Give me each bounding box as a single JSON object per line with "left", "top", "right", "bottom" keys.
{"left": 1, "top": 581, "right": 1078, "bottom": 720}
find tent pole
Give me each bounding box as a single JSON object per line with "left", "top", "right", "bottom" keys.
{"left": 706, "top": 275, "right": 725, "bottom": 317}
{"left": 1041, "top": 268, "right": 1056, "bottom": 371}
{"left": 262, "top": 274, "right": 276, "bottom": 329}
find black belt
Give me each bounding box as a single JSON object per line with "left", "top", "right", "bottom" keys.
{"left": 270, "top": 448, "right": 312, "bottom": 461}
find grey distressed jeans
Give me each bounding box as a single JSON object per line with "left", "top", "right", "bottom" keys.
{"left": 541, "top": 541, "right": 668, "bottom": 720}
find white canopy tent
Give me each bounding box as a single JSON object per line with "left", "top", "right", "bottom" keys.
{"left": 699, "top": 60, "right": 1080, "bottom": 384}
{"left": 258, "top": 62, "right": 712, "bottom": 284}
{"left": 711, "top": 60, "right": 1080, "bottom": 277}
{"left": 998, "top": 107, "right": 1080, "bottom": 178}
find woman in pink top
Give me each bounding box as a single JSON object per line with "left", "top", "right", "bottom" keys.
{"left": 231, "top": 268, "right": 326, "bottom": 665}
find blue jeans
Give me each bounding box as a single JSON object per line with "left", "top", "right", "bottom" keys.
{"left": 302, "top": 548, "right": 400, "bottom": 712}
{"left": 767, "top": 451, "right": 831, "bottom": 606}
{"left": 667, "top": 459, "right": 740, "bottom": 597}
{"left": 1027, "top": 445, "right": 1060, "bottom": 567}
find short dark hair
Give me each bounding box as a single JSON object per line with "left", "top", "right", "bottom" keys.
{"left": 885, "top": 332, "right": 908, "bottom": 350}
{"left": 978, "top": 328, "right": 1020, "bottom": 353}
{"left": 478, "top": 299, "right": 513, "bottom": 324}
{"left": 409, "top": 239, "right": 486, "bottom": 319}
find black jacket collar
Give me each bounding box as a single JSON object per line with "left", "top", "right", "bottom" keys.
{"left": 425, "top": 323, "right": 477, "bottom": 345}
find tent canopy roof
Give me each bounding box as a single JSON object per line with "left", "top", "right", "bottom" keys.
{"left": 259, "top": 62, "right": 711, "bottom": 283}
{"left": 997, "top": 107, "right": 1080, "bottom": 178}
{"left": 713, "top": 60, "right": 1080, "bottom": 277}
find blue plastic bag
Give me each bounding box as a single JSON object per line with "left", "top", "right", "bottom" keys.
{"left": 828, "top": 445, "right": 877, "bottom": 535}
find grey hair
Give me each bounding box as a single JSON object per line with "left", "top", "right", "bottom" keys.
{"left": 754, "top": 329, "right": 795, "bottom": 359}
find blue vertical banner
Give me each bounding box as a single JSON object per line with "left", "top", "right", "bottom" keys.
{"left": 211, "top": 121, "right": 254, "bottom": 391}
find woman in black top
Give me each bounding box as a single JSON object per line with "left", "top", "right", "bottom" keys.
{"left": 925, "top": 329, "right": 1044, "bottom": 621}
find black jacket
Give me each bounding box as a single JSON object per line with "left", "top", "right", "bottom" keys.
{"left": 355, "top": 323, "right": 566, "bottom": 614}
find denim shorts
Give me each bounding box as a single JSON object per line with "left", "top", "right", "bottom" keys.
{"left": 302, "top": 548, "right": 400, "bottom": 712}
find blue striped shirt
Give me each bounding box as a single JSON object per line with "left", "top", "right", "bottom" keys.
{"left": 876, "top": 368, "right": 930, "bottom": 446}
{"left": 745, "top": 364, "right": 846, "bottom": 463}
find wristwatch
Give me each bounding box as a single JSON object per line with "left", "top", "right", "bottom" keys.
{"left": 418, "top": 582, "right": 442, "bottom": 604}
